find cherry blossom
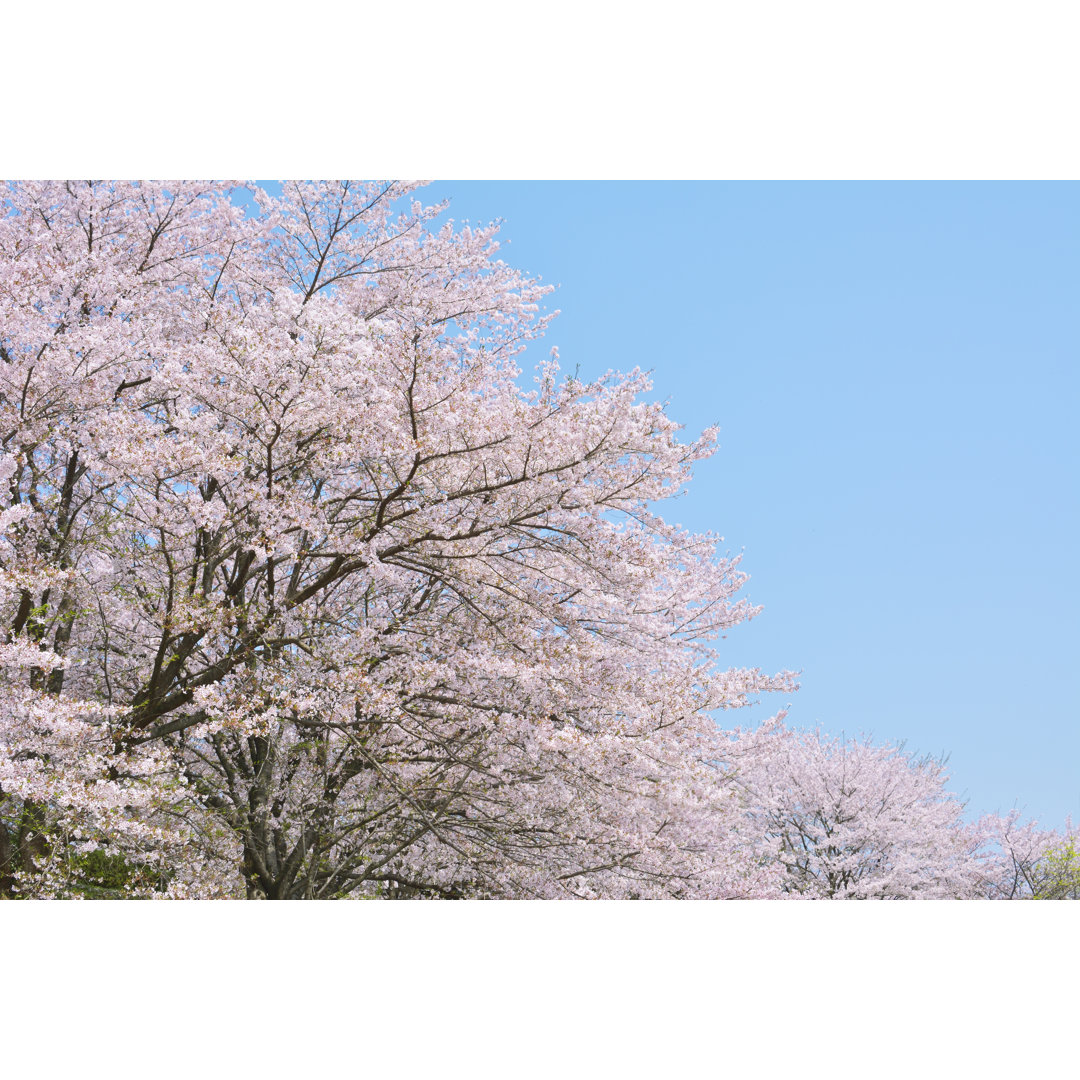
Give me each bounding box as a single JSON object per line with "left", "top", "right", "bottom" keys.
{"left": 728, "top": 721, "right": 986, "bottom": 898}
{"left": 0, "top": 181, "right": 793, "bottom": 898}
{"left": 3, "top": 181, "right": 1065, "bottom": 900}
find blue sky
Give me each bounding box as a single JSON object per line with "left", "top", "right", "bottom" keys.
{"left": 418, "top": 182, "right": 1077, "bottom": 828}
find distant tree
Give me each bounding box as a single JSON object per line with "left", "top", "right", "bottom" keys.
{"left": 730, "top": 722, "right": 983, "bottom": 898}
{"left": 1032, "top": 839, "right": 1080, "bottom": 899}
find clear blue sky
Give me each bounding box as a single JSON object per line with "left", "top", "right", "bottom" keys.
{"left": 418, "top": 182, "right": 1077, "bottom": 828}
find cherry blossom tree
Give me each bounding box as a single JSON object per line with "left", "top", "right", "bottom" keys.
{"left": 0, "top": 180, "right": 794, "bottom": 898}
{"left": 729, "top": 721, "right": 986, "bottom": 898}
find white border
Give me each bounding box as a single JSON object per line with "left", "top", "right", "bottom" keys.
{"left": 3, "top": 1, "right": 1078, "bottom": 177}
{"left": 2, "top": 901, "right": 1076, "bottom": 1074}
